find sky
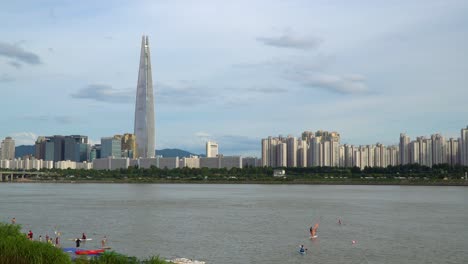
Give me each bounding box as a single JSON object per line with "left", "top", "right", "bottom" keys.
{"left": 1, "top": 0, "right": 467, "bottom": 156}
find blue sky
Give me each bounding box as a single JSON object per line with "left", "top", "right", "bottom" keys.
{"left": 1, "top": 0, "right": 467, "bottom": 156}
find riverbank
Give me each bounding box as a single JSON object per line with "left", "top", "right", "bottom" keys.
{"left": 6, "top": 178, "right": 468, "bottom": 186}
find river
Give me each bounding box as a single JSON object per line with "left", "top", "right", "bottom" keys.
{"left": 0, "top": 183, "right": 466, "bottom": 263}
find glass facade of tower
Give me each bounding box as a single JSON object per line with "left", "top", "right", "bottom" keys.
{"left": 134, "top": 35, "right": 155, "bottom": 158}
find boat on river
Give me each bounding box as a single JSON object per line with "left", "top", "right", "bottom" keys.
{"left": 75, "top": 249, "right": 105, "bottom": 255}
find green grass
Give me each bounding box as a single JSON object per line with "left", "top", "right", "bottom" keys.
{"left": 0, "top": 222, "right": 169, "bottom": 264}
{"left": 0, "top": 222, "right": 71, "bottom": 264}
{"left": 75, "top": 251, "right": 168, "bottom": 264}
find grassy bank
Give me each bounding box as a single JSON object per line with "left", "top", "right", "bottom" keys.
{"left": 0, "top": 222, "right": 168, "bottom": 264}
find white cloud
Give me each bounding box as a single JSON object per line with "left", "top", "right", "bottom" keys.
{"left": 195, "top": 131, "right": 211, "bottom": 138}
{"left": 71, "top": 84, "right": 134, "bottom": 103}
{"left": 297, "top": 73, "right": 369, "bottom": 94}
{"left": 0, "top": 41, "right": 41, "bottom": 65}
{"left": 10, "top": 132, "right": 38, "bottom": 145}
{"left": 257, "top": 30, "right": 322, "bottom": 50}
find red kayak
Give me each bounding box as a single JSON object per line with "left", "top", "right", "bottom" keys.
{"left": 75, "top": 249, "right": 105, "bottom": 255}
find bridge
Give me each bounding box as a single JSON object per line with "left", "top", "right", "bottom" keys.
{"left": 0, "top": 171, "right": 58, "bottom": 182}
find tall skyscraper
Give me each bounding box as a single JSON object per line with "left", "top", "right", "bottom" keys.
{"left": 134, "top": 35, "right": 155, "bottom": 158}
{"left": 0, "top": 137, "right": 15, "bottom": 160}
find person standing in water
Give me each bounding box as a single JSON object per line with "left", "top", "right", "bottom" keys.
{"left": 101, "top": 236, "right": 107, "bottom": 248}
{"left": 75, "top": 238, "right": 81, "bottom": 248}
{"left": 11, "top": 217, "right": 16, "bottom": 224}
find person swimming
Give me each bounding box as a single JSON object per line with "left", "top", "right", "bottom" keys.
{"left": 299, "top": 245, "right": 307, "bottom": 254}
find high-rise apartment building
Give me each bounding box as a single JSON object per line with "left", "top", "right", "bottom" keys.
{"left": 134, "top": 35, "right": 155, "bottom": 158}
{"left": 206, "top": 141, "right": 219, "bottom": 158}
{"left": 277, "top": 142, "right": 287, "bottom": 167}
{"left": 297, "top": 140, "right": 308, "bottom": 167}
{"left": 431, "top": 134, "right": 446, "bottom": 165}
{"left": 0, "top": 137, "right": 15, "bottom": 160}
{"left": 399, "top": 133, "right": 410, "bottom": 165}
{"left": 308, "top": 136, "right": 321, "bottom": 167}
{"left": 461, "top": 126, "right": 468, "bottom": 166}
{"left": 261, "top": 139, "right": 269, "bottom": 167}
{"left": 410, "top": 141, "right": 420, "bottom": 164}
{"left": 260, "top": 127, "right": 465, "bottom": 169}
{"left": 447, "top": 138, "right": 459, "bottom": 166}
{"left": 286, "top": 136, "right": 297, "bottom": 167}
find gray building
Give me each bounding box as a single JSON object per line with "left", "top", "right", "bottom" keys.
{"left": 134, "top": 35, "right": 156, "bottom": 158}
{"left": 89, "top": 144, "right": 102, "bottom": 161}
{"left": 64, "top": 135, "right": 89, "bottom": 162}
{"left": 53, "top": 136, "right": 65, "bottom": 162}
{"left": 35, "top": 135, "right": 65, "bottom": 162}
{"left": 101, "top": 136, "right": 122, "bottom": 158}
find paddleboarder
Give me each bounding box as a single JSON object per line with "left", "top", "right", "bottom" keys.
{"left": 75, "top": 238, "right": 81, "bottom": 248}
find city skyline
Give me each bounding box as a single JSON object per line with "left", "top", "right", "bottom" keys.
{"left": 1, "top": 1, "right": 467, "bottom": 156}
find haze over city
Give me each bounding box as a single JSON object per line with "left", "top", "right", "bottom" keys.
{"left": 1, "top": 0, "right": 467, "bottom": 156}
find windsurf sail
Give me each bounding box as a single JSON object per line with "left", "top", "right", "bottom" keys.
{"left": 311, "top": 223, "right": 319, "bottom": 237}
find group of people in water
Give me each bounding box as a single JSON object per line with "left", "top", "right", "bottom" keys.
{"left": 299, "top": 218, "right": 344, "bottom": 254}
{"left": 10, "top": 217, "right": 108, "bottom": 249}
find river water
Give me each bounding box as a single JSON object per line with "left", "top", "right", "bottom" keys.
{"left": 0, "top": 183, "right": 467, "bottom": 263}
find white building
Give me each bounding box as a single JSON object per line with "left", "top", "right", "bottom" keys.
{"left": 220, "top": 156, "right": 242, "bottom": 169}
{"left": 206, "top": 141, "right": 219, "bottom": 158}
{"left": 92, "top": 157, "right": 130, "bottom": 170}
{"left": 297, "top": 140, "right": 308, "bottom": 168}
{"left": 55, "top": 160, "right": 77, "bottom": 169}
{"left": 159, "top": 157, "right": 179, "bottom": 169}
{"left": 139, "top": 158, "right": 158, "bottom": 169}
{"left": 180, "top": 156, "right": 201, "bottom": 168}
{"left": 0, "top": 137, "right": 15, "bottom": 160}
{"left": 200, "top": 157, "right": 220, "bottom": 168}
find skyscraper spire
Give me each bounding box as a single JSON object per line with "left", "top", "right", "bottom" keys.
{"left": 134, "top": 35, "right": 155, "bottom": 158}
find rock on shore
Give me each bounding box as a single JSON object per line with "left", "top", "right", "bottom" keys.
{"left": 168, "top": 258, "right": 206, "bottom": 264}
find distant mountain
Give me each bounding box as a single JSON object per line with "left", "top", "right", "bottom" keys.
{"left": 15, "top": 145, "right": 35, "bottom": 158}
{"left": 156, "top": 148, "right": 204, "bottom": 158}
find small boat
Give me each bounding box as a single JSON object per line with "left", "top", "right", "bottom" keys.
{"left": 75, "top": 249, "right": 105, "bottom": 255}
{"left": 62, "top": 247, "right": 77, "bottom": 253}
